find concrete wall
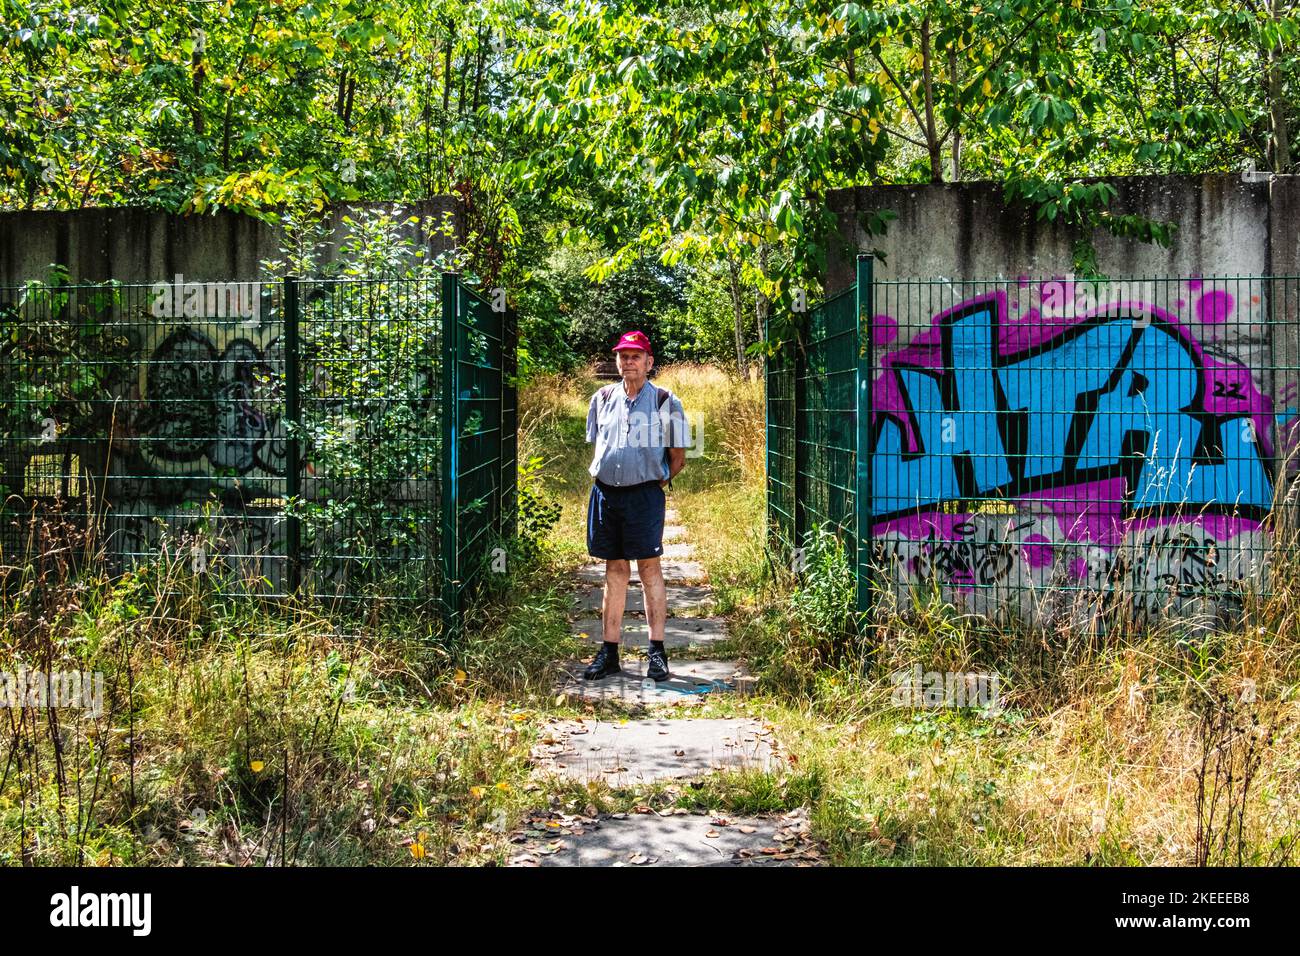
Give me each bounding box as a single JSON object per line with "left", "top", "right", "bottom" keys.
{"left": 825, "top": 174, "right": 1298, "bottom": 291}
{"left": 820, "top": 174, "right": 1300, "bottom": 624}
{"left": 0, "top": 198, "right": 464, "bottom": 285}
{"left": 0, "top": 199, "right": 462, "bottom": 597}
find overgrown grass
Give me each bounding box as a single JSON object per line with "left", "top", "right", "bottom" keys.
{"left": 0, "top": 510, "right": 577, "bottom": 866}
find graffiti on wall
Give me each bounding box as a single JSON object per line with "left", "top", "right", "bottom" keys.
{"left": 93, "top": 317, "right": 289, "bottom": 586}
{"left": 867, "top": 278, "right": 1291, "bottom": 617}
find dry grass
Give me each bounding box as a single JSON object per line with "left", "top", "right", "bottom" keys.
{"left": 0, "top": 506, "right": 577, "bottom": 866}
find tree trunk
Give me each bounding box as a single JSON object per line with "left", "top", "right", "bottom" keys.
{"left": 1268, "top": 0, "right": 1292, "bottom": 170}
{"left": 472, "top": 27, "right": 487, "bottom": 112}
{"left": 190, "top": 48, "right": 206, "bottom": 136}
{"left": 725, "top": 252, "right": 748, "bottom": 377}
{"left": 947, "top": 44, "right": 961, "bottom": 181}
{"left": 921, "top": 16, "right": 942, "bottom": 183}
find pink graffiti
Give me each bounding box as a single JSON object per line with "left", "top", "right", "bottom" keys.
{"left": 869, "top": 281, "right": 1276, "bottom": 556}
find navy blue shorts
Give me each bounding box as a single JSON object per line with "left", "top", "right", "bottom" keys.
{"left": 586, "top": 479, "right": 665, "bottom": 560}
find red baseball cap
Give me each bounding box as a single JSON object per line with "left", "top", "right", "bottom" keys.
{"left": 612, "top": 330, "right": 652, "bottom": 355}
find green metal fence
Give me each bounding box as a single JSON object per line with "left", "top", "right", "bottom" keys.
{"left": 768, "top": 259, "right": 1300, "bottom": 625}
{"left": 0, "top": 273, "right": 517, "bottom": 633}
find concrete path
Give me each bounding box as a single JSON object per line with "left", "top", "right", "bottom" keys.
{"left": 508, "top": 808, "right": 820, "bottom": 867}
{"left": 570, "top": 616, "right": 729, "bottom": 650}
{"left": 568, "top": 583, "right": 715, "bottom": 615}
{"left": 530, "top": 718, "right": 776, "bottom": 784}
{"left": 528, "top": 502, "right": 822, "bottom": 865}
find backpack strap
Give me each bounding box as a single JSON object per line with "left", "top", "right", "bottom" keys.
{"left": 598, "top": 382, "right": 618, "bottom": 415}
{"left": 652, "top": 383, "right": 675, "bottom": 489}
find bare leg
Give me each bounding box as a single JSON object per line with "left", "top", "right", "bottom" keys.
{"left": 637, "top": 556, "right": 667, "bottom": 644}
{"left": 602, "top": 559, "right": 631, "bottom": 645}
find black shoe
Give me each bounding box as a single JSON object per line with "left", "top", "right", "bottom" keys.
{"left": 583, "top": 643, "right": 622, "bottom": 680}
{"left": 647, "top": 645, "right": 670, "bottom": 682}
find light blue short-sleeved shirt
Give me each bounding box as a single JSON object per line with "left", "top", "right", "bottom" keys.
{"left": 586, "top": 380, "right": 690, "bottom": 486}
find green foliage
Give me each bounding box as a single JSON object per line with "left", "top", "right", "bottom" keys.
{"left": 7, "top": 0, "right": 1300, "bottom": 377}
{"left": 0, "top": 269, "right": 136, "bottom": 497}
{"left": 657, "top": 261, "right": 745, "bottom": 366}
{"left": 566, "top": 257, "right": 688, "bottom": 361}
{"left": 514, "top": 455, "right": 561, "bottom": 558}
{"left": 789, "top": 523, "right": 858, "bottom": 651}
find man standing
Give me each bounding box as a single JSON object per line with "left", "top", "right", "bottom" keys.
{"left": 583, "top": 330, "right": 689, "bottom": 681}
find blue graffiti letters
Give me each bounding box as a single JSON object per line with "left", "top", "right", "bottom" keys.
{"left": 872, "top": 301, "right": 1272, "bottom": 521}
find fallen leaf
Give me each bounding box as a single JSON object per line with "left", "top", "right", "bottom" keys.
{"left": 453, "top": 669, "right": 467, "bottom": 684}
{"left": 738, "top": 826, "right": 757, "bottom": 834}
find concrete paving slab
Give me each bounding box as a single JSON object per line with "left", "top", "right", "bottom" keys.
{"left": 662, "top": 525, "right": 687, "bottom": 542}
{"left": 568, "top": 584, "right": 716, "bottom": 615}
{"left": 578, "top": 559, "right": 707, "bottom": 585}
{"left": 571, "top": 617, "right": 729, "bottom": 650}
{"left": 531, "top": 718, "right": 775, "bottom": 784}
{"left": 659, "top": 542, "right": 697, "bottom": 560}
{"left": 509, "top": 811, "right": 820, "bottom": 867}
{"left": 555, "top": 659, "right": 752, "bottom": 705}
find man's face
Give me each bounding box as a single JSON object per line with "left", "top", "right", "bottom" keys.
{"left": 616, "top": 347, "right": 652, "bottom": 383}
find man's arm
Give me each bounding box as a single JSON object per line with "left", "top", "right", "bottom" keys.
{"left": 662, "top": 447, "right": 686, "bottom": 486}
{"left": 585, "top": 393, "right": 598, "bottom": 443}
{"left": 660, "top": 395, "right": 689, "bottom": 487}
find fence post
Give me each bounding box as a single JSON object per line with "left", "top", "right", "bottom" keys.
{"left": 440, "top": 272, "right": 461, "bottom": 637}
{"left": 855, "top": 254, "right": 874, "bottom": 624}
{"left": 501, "top": 302, "right": 517, "bottom": 540}
{"left": 763, "top": 311, "right": 773, "bottom": 559}
{"left": 792, "top": 311, "right": 806, "bottom": 566}
{"left": 284, "top": 275, "right": 302, "bottom": 595}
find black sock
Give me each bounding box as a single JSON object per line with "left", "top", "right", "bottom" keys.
{"left": 602, "top": 641, "right": 620, "bottom": 659}
{"left": 651, "top": 640, "right": 665, "bottom": 655}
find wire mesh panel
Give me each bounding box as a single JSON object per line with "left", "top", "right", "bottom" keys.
{"left": 2, "top": 273, "right": 519, "bottom": 633}
{"left": 0, "top": 279, "right": 290, "bottom": 593}
{"left": 450, "top": 280, "right": 511, "bottom": 598}
{"left": 797, "top": 286, "right": 859, "bottom": 542}
{"left": 765, "top": 317, "right": 796, "bottom": 554}
{"left": 864, "top": 274, "right": 1300, "bottom": 626}
{"left": 296, "top": 277, "right": 443, "bottom": 605}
